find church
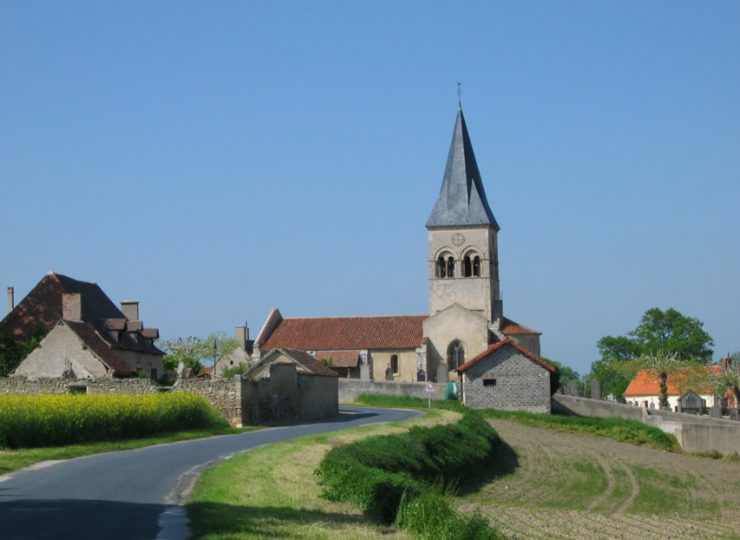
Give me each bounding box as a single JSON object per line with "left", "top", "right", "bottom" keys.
{"left": 251, "top": 106, "right": 554, "bottom": 410}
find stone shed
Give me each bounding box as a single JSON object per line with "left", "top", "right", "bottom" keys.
{"left": 243, "top": 348, "right": 339, "bottom": 424}
{"left": 454, "top": 339, "right": 555, "bottom": 413}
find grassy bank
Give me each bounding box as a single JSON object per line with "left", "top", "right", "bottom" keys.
{"left": 353, "top": 394, "right": 679, "bottom": 451}
{"left": 187, "top": 408, "right": 460, "bottom": 539}
{"left": 0, "top": 425, "right": 251, "bottom": 476}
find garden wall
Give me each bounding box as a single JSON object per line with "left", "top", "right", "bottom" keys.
{"left": 553, "top": 394, "right": 740, "bottom": 455}
{"left": 338, "top": 379, "right": 446, "bottom": 403}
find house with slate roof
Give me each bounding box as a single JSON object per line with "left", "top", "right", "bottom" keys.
{"left": 252, "top": 105, "right": 553, "bottom": 409}
{"left": 1, "top": 272, "right": 164, "bottom": 380}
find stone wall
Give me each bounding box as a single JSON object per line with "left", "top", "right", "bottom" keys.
{"left": 0, "top": 377, "right": 157, "bottom": 395}
{"left": 461, "top": 346, "right": 551, "bottom": 413}
{"left": 553, "top": 394, "right": 740, "bottom": 455}
{"left": 175, "top": 378, "right": 243, "bottom": 427}
{"left": 298, "top": 374, "right": 338, "bottom": 421}
{"left": 338, "top": 379, "right": 446, "bottom": 403}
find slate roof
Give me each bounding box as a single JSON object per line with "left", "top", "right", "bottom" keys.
{"left": 454, "top": 339, "right": 555, "bottom": 373}
{"left": 0, "top": 273, "right": 163, "bottom": 357}
{"left": 623, "top": 367, "right": 719, "bottom": 396}
{"left": 426, "top": 108, "right": 499, "bottom": 230}
{"left": 261, "top": 315, "right": 426, "bottom": 351}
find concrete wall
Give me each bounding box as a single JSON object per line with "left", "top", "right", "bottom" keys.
{"left": 297, "top": 374, "right": 338, "bottom": 421}
{"left": 461, "top": 346, "right": 551, "bottom": 413}
{"left": 338, "top": 378, "right": 446, "bottom": 403}
{"left": 553, "top": 394, "right": 740, "bottom": 455}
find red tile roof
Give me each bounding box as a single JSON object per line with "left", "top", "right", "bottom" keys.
{"left": 501, "top": 317, "right": 541, "bottom": 335}
{"left": 315, "top": 350, "right": 360, "bottom": 368}
{"left": 454, "top": 339, "right": 555, "bottom": 373}
{"left": 261, "top": 315, "right": 426, "bottom": 351}
{"left": 624, "top": 366, "right": 720, "bottom": 396}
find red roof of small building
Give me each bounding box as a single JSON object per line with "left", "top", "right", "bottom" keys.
{"left": 315, "top": 350, "right": 360, "bottom": 368}
{"left": 624, "top": 366, "right": 720, "bottom": 396}
{"left": 454, "top": 339, "right": 555, "bottom": 373}
{"left": 501, "top": 317, "right": 541, "bottom": 336}
{"left": 261, "top": 315, "right": 426, "bottom": 351}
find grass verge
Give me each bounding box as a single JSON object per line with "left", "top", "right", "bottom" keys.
{"left": 0, "top": 425, "right": 253, "bottom": 476}
{"left": 187, "top": 408, "right": 460, "bottom": 539}
{"left": 353, "top": 394, "right": 680, "bottom": 451}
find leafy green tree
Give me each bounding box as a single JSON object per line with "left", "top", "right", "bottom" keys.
{"left": 0, "top": 328, "right": 48, "bottom": 377}
{"left": 545, "top": 358, "right": 580, "bottom": 394}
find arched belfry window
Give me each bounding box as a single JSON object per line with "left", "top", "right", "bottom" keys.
{"left": 447, "top": 340, "right": 465, "bottom": 370}
{"left": 436, "top": 253, "right": 455, "bottom": 278}
{"left": 463, "top": 252, "right": 481, "bottom": 277}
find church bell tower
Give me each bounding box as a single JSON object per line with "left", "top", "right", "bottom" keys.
{"left": 426, "top": 107, "right": 503, "bottom": 323}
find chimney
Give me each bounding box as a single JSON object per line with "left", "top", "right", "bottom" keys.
{"left": 235, "top": 325, "right": 247, "bottom": 351}
{"left": 62, "top": 292, "right": 82, "bottom": 321}
{"left": 6, "top": 287, "right": 14, "bottom": 314}
{"left": 120, "top": 301, "right": 139, "bottom": 321}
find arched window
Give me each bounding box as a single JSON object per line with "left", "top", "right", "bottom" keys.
{"left": 447, "top": 340, "right": 465, "bottom": 370}
{"left": 436, "top": 256, "right": 447, "bottom": 278}
{"left": 463, "top": 252, "right": 481, "bottom": 278}
{"left": 436, "top": 253, "right": 455, "bottom": 278}
{"left": 390, "top": 355, "right": 399, "bottom": 375}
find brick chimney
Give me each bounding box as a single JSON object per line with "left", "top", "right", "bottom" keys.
{"left": 120, "top": 301, "right": 139, "bottom": 321}
{"left": 6, "top": 287, "right": 14, "bottom": 314}
{"left": 62, "top": 292, "right": 82, "bottom": 321}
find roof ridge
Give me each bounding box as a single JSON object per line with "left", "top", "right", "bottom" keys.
{"left": 282, "top": 313, "right": 427, "bottom": 320}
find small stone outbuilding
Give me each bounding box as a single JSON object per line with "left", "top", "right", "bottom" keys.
{"left": 243, "top": 348, "right": 339, "bottom": 424}
{"left": 454, "top": 339, "right": 555, "bottom": 413}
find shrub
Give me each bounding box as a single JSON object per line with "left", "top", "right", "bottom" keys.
{"left": 316, "top": 410, "right": 500, "bottom": 524}
{"left": 0, "top": 393, "right": 226, "bottom": 449}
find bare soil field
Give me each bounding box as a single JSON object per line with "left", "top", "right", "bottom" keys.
{"left": 457, "top": 419, "right": 740, "bottom": 540}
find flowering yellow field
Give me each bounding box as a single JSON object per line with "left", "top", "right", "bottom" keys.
{"left": 0, "top": 393, "right": 224, "bottom": 449}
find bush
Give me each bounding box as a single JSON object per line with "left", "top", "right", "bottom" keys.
{"left": 0, "top": 393, "right": 226, "bottom": 449}
{"left": 316, "top": 410, "right": 500, "bottom": 524}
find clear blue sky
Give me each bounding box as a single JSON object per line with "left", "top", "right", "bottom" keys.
{"left": 2, "top": 1, "right": 738, "bottom": 374}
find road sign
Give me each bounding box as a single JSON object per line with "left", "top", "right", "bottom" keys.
{"left": 424, "top": 383, "right": 435, "bottom": 393}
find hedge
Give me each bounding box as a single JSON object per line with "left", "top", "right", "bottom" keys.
{"left": 316, "top": 410, "right": 500, "bottom": 524}
{"left": 0, "top": 393, "right": 226, "bottom": 449}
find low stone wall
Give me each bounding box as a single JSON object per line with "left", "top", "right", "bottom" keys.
{"left": 553, "top": 394, "right": 740, "bottom": 455}
{"left": 338, "top": 379, "right": 446, "bottom": 403}
{"left": 0, "top": 377, "right": 157, "bottom": 395}
{"left": 175, "top": 378, "right": 243, "bottom": 427}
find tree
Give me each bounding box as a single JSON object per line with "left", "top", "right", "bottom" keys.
{"left": 161, "top": 336, "right": 205, "bottom": 374}
{"left": 631, "top": 308, "right": 713, "bottom": 362}
{"left": 545, "top": 358, "right": 580, "bottom": 394}
{"left": 0, "top": 327, "right": 48, "bottom": 377}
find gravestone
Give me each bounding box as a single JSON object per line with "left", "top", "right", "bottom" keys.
{"left": 710, "top": 403, "right": 722, "bottom": 418}
{"left": 730, "top": 409, "right": 740, "bottom": 422}
{"left": 590, "top": 380, "right": 601, "bottom": 400}
{"left": 436, "top": 365, "right": 449, "bottom": 383}
{"left": 565, "top": 380, "right": 578, "bottom": 396}
{"left": 678, "top": 391, "right": 702, "bottom": 415}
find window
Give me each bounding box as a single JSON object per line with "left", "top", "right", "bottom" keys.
{"left": 150, "top": 368, "right": 158, "bottom": 381}
{"left": 447, "top": 340, "right": 465, "bottom": 370}
{"left": 463, "top": 252, "right": 481, "bottom": 278}
{"left": 483, "top": 379, "right": 496, "bottom": 387}
{"left": 390, "top": 355, "right": 399, "bottom": 375}
{"left": 436, "top": 253, "right": 455, "bottom": 278}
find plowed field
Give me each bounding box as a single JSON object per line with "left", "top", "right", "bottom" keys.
{"left": 457, "top": 419, "right": 740, "bottom": 540}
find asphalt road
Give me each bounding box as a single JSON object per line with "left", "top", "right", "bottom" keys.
{"left": 0, "top": 406, "right": 419, "bottom": 540}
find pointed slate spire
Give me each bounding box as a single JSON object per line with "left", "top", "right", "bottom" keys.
{"left": 426, "top": 109, "right": 499, "bottom": 230}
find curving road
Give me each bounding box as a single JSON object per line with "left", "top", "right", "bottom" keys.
{"left": 0, "top": 406, "right": 419, "bottom": 540}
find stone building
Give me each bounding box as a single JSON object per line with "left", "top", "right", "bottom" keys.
{"left": 1, "top": 272, "right": 164, "bottom": 380}
{"left": 253, "top": 106, "right": 554, "bottom": 408}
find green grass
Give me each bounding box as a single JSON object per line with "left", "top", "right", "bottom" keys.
{"left": 353, "top": 394, "right": 680, "bottom": 451}
{"left": 0, "top": 425, "right": 254, "bottom": 476}
{"left": 187, "top": 409, "right": 461, "bottom": 539}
